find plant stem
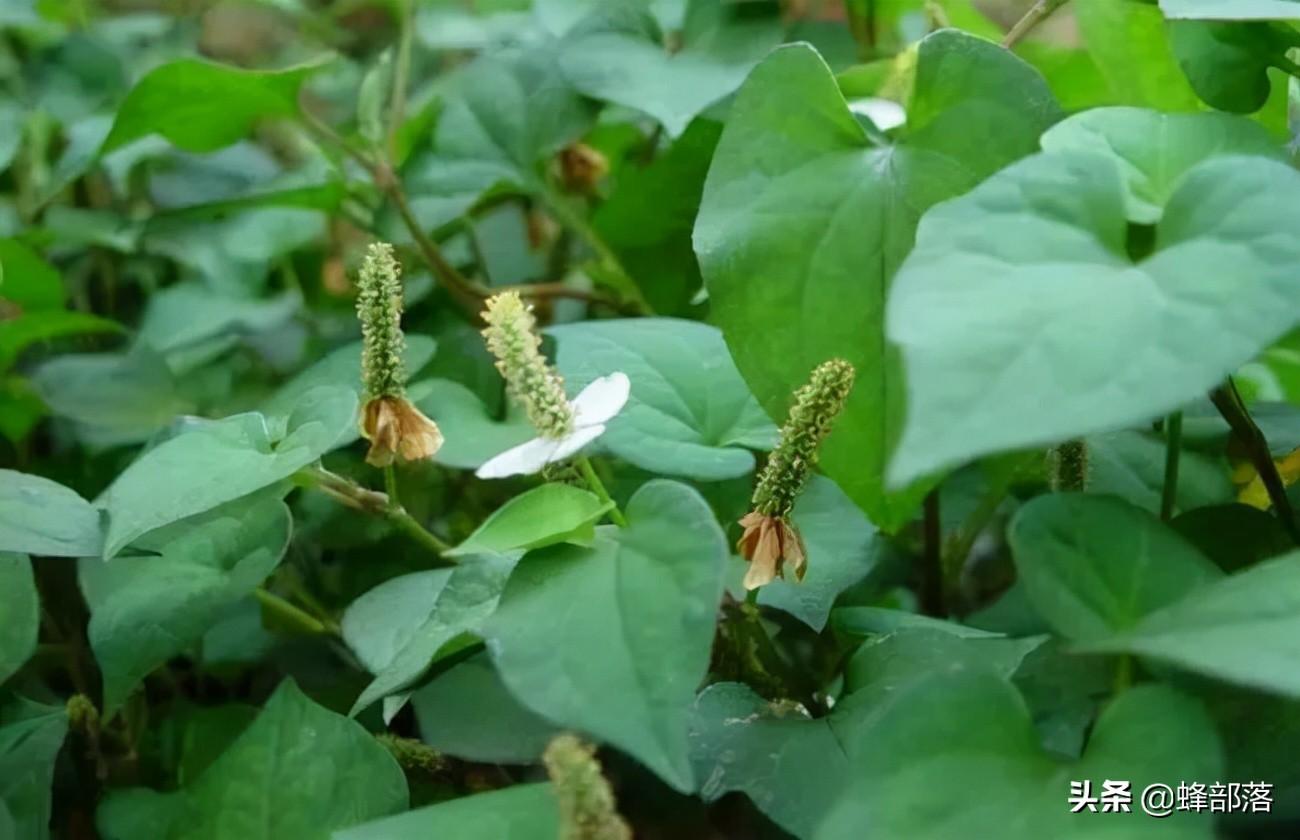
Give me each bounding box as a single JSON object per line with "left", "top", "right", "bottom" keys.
{"left": 254, "top": 588, "right": 334, "bottom": 635}
{"left": 919, "top": 490, "right": 944, "bottom": 617}
{"left": 1113, "top": 654, "right": 1133, "bottom": 695}
{"left": 296, "top": 109, "right": 640, "bottom": 316}
{"left": 386, "top": 0, "right": 413, "bottom": 162}
{"left": 1050, "top": 440, "right": 1088, "bottom": 492}
{"left": 1210, "top": 381, "right": 1300, "bottom": 543}
{"left": 297, "top": 466, "right": 456, "bottom": 559}
{"left": 1002, "top": 0, "right": 1069, "bottom": 48}
{"left": 384, "top": 464, "right": 401, "bottom": 507}
{"left": 576, "top": 456, "right": 628, "bottom": 527}
{"left": 1160, "top": 411, "right": 1183, "bottom": 521}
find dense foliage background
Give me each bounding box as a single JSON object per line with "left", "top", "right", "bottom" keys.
{"left": 5, "top": 0, "right": 1300, "bottom": 837}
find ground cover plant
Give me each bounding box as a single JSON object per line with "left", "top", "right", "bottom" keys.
{"left": 6, "top": 0, "right": 1300, "bottom": 837}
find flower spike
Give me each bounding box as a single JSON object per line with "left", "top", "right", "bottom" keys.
{"left": 481, "top": 291, "right": 576, "bottom": 439}
{"left": 355, "top": 243, "right": 443, "bottom": 467}
{"left": 739, "top": 358, "right": 856, "bottom": 590}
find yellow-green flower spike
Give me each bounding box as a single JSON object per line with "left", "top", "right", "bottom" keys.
{"left": 356, "top": 242, "right": 407, "bottom": 400}
{"left": 543, "top": 734, "right": 631, "bottom": 840}
{"left": 481, "top": 291, "right": 575, "bottom": 439}
{"left": 752, "top": 358, "right": 856, "bottom": 518}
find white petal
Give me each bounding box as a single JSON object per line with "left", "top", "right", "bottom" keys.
{"left": 475, "top": 436, "right": 561, "bottom": 479}
{"left": 550, "top": 424, "right": 606, "bottom": 462}
{"left": 848, "top": 97, "right": 906, "bottom": 131}
{"left": 571, "top": 372, "right": 630, "bottom": 428}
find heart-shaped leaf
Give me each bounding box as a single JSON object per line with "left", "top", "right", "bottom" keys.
{"left": 558, "top": 0, "right": 782, "bottom": 138}
{"left": 97, "top": 386, "right": 357, "bottom": 559}
{"left": 1009, "top": 494, "right": 1223, "bottom": 643}
{"left": 342, "top": 554, "right": 518, "bottom": 715}
{"left": 1084, "top": 553, "right": 1300, "bottom": 697}
{"left": 548, "top": 318, "right": 777, "bottom": 481}
{"left": 79, "top": 497, "right": 292, "bottom": 716}
{"left": 1167, "top": 21, "right": 1296, "bottom": 114}
{"left": 485, "top": 480, "right": 727, "bottom": 791}
{"left": 818, "top": 671, "right": 1220, "bottom": 839}
{"left": 410, "top": 653, "right": 559, "bottom": 764}
{"left": 695, "top": 32, "right": 1060, "bottom": 528}
{"left": 0, "top": 554, "right": 37, "bottom": 685}
{"left": 448, "top": 484, "right": 611, "bottom": 557}
{"left": 0, "top": 697, "right": 68, "bottom": 840}
{"left": 97, "top": 680, "right": 408, "bottom": 840}
{"left": 888, "top": 152, "right": 1300, "bottom": 483}
{"left": 0, "top": 470, "right": 102, "bottom": 557}
{"left": 1040, "top": 107, "right": 1281, "bottom": 224}
{"left": 103, "top": 58, "right": 328, "bottom": 154}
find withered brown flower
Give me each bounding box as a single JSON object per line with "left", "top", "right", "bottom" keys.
{"left": 737, "top": 512, "right": 807, "bottom": 591}
{"left": 361, "top": 395, "right": 443, "bottom": 467}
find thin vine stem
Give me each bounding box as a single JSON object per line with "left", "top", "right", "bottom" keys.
{"left": 296, "top": 466, "right": 456, "bottom": 559}
{"left": 1210, "top": 380, "right": 1300, "bottom": 543}
{"left": 1002, "top": 0, "right": 1070, "bottom": 49}
{"left": 254, "top": 588, "right": 335, "bottom": 636}
{"left": 1160, "top": 411, "right": 1183, "bottom": 521}
{"left": 577, "top": 456, "right": 628, "bottom": 527}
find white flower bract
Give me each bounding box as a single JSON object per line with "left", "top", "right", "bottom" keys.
{"left": 475, "top": 372, "right": 630, "bottom": 479}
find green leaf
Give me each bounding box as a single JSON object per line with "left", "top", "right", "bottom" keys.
{"left": 1161, "top": 0, "right": 1300, "bottom": 19}
{"left": 887, "top": 152, "right": 1300, "bottom": 483}
{"left": 448, "top": 484, "right": 611, "bottom": 557}
{"left": 1039, "top": 107, "right": 1282, "bottom": 224}
{"left": 548, "top": 318, "right": 777, "bottom": 481}
{"left": 0, "top": 469, "right": 101, "bottom": 557}
{"left": 485, "top": 480, "right": 727, "bottom": 791}
{"left": 757, "top": 476, "right": 883, "bottom": 631}
{"left": 832, "top": 606, "right": 1004, "bottom": 638}
{"left": 0, "top": 554, "right": 37, "bottom": 685}
{"left": 1075, "top": 0, "right": 1200, "bottom": 110}
{"left": 31, "top": 346, "right": 195, "bottom": 448}
{"left": 0, "top": 310, "right": 123, "bottom": 370}
{"left": 1008, "top": 494, "right": 1222, "bottom": 643}
{"left": 695, "top": 33, "right": 1060, "bottom": 528}
{"left": 1173, "top": 503, "right": 1293, "bottom": 572}
{"left": 410, "top": 652, "right": 558, "bottom": 764}
{"left": 102, "top": 58, "right": 327, "bottom": 154}
{"left": 79, "top": 497, "right": 292, "bottom": 716}
{"left": 1084, "top": 553, "right": 1300, "bottom": 697}
{"left": 818, "top": 671, "right": 1220, "bottom": 839}
{"left": 1087, "top": 429, "right": 1233, "bottom": 516}
{"left": 403, "top": 45, "right": 592, "bottom": 229}
{"left": 411, "top": 379, "right": 534, "bottom": 470}
{"left": 341, "top": 554, "right": 518, "bottom": 715}
{"left": 0, "top": 240, "right": 63, "bottom": 311}
{"left": 0, "top": 697, "right": 68, "bottom": 840}
{"left": 97, "top": 680, "right": 408, "bottom": 840}
{"left": 137, "top": 283, "right": 300, "bottom": 357}
{"left": 844, "top": 628, "right": 1045, "bottom": 698}
{"left": 593, "top": 119, "right": 722, "bottom": 315}
{"left": 1168, "top": 21, "right": 1296, "bottom": 114}
{"left": 689, "top": 682, "right": 858, "bottom": 839}
{"left": 262, "top": 336, "right": 436, "bottom": 426}
{"left": 333, "top": 783, "right": 557, "bottom": 840}
{"left": 98, "top": 386, "right": 357, "bottom": 559}
{"left": 557, "top": 0, "right": 782, "bottom": 138}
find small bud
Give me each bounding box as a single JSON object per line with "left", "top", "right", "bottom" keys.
{"left": 356, "top": 242, "right": 407, "bottom": 401}
{"left": 558, "top": 143, "right": 608, "bottom": 195}
{"left": 543, "top": 734, "right": 632, "bottom": 840}
{"left": 66, "top": 693, "right": 100, "bottom": 735}
{"left": 739, "top": 358, "right": 855, "bottom": 590}
{"left": 481, "top": 291, "right": 575, "bottom": 439}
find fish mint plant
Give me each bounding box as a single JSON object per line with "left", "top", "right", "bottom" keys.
{"left": 9, "top": 2, "right": 1300, "bottom": 839}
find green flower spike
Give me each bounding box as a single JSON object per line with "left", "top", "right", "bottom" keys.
{"left": 355, "top": 242, "right": 443, "bottom": 467}
{"left": 480, "top": 291, "right": 576, "bottom": 439}
{"left": 543, "top": 734, "right": 632, "bottom": 840}
{"left": 739, "top": 357, "right": 856, "bottom": 590}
